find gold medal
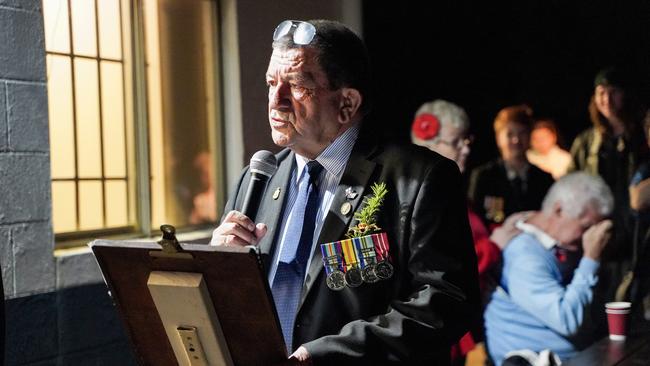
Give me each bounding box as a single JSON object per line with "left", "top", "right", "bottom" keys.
{"left": 341, "top": 202, "right": 352, "bottom": 216}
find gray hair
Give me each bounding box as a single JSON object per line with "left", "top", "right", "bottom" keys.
{"left": 542, "top": 172, "right": 613, "bottom": 218}
{"left": 411, "top": 99, "right": 469, "bottom": 144}
{"left": 272, "top": 19, "right": 372, "bottom": 116}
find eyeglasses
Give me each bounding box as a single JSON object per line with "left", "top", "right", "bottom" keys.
{"left": 273, "top": 20, "right": 316, "bottom": 45}
{"left": 436, "top": 135, "right": 474, "bottom": 149}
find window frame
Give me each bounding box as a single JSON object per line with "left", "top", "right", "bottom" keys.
{"left": 47, "top": 0, "right": 225, "bottom": 248}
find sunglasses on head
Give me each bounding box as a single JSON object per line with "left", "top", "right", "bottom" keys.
{"left": 273, "top": 20, "right": 316, "bottom": 45}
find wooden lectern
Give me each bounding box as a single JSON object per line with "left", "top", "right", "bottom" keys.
{"left": 89, "top": 226, "right": 287, "bottom": 366}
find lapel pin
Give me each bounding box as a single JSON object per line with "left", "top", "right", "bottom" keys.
{"left": 341, "top": 202, "right": 352, "bottom": 216}
{"left": 272, "top": 187, "right": 281, "bottom": 200}
{"left": 345, "top": 187, "right": 358, "bottom": 200}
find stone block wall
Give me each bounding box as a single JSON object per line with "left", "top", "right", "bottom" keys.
{"left": 0, "top": 1, "right": 55, "bottom": 298}
{"left": 0, "top": 2, "right": 134, "bottom": 365}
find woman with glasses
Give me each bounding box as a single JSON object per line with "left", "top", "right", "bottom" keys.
{"left": 411, "top": 99, "right": 473, "bottom": 173}
{"left": 412, "top": 99, "right": 501, "bottom": 365}
{"left": 468, "top": 105, "right": 554, "bottom": 231}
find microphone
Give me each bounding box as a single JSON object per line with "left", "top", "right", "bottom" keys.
{"left": 241, "top": 150, "right": 278, "bottom": 221}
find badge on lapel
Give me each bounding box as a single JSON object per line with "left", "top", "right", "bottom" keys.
{"left": 320, "top": 182, "right": 394, "bottom": 290}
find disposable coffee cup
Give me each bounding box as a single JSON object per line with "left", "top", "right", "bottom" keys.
{"left": 605, "top": 302, "right": 631, "bottom": 341}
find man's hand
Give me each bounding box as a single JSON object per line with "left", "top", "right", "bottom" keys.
{"left": 209, "top": 210, "right": 267, "bottom": 246}
{"left": 490, "top": 211, "right": 533, "bottom": 250}
{"left": 582, "top": 219, "right": 613, "bottom": 261}
{"left": 288, "top": 346, "right": 312, "bottom": 365}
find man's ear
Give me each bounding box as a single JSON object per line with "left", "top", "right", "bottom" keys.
{"left": 552, "top": 201, "right": 563, "bottom": 217}
{"left": 338, "top": 88, "right": 362, "bottom": 124}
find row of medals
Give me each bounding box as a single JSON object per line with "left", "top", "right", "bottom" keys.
{"left": 326, "top": 259, "right": 393, "bottom": 291}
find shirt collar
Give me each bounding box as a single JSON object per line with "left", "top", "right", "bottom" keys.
{"left": 504, "top": 161, "right": 530, "bottom": 181}
{"left": 515, "top": 219, "right": 559, "bottom": 250}
{"left": 294, "top": 123, "right": 360, "bottom": 180}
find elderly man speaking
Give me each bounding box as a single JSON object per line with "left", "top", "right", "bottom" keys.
{"left": 211, "top": 19, "right": 479, "bottom": 365}
{"left": 485, "top": 172, "right": 613, "bottom": 365}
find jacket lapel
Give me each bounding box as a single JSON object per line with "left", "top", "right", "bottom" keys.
{"left": 257, "top": 151, "right": 295, "bottom": 270}
{"left": 299, "top": 142, "right": 378, "bottom": 307}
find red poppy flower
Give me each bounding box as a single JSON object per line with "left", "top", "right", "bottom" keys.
{"left": 412, "top": 113, "right": 441, "bottom": 140}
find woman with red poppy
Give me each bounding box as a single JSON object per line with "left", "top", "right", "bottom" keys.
{"left": 412, "top": 99, "right": 501, "bottom": 365}
{"left": 412, "top": 100, "right": 472, "bottom": 172}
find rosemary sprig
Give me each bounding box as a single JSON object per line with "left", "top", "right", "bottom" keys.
{"left": 346, "top": 182, "right": 388, "bottom": 238}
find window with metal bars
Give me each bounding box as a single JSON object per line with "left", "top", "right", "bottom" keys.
{"left": 43, "top": 0, "right": 224, "bottom": 246}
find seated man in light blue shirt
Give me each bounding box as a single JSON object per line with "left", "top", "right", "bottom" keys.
{"left": 485, "top": 172, "right": 614, "bottom": 365}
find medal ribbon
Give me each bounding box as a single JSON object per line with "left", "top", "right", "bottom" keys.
{"left": 357, "top": 236, "right": 377, "bottom": 266}
{"left": 336, "top": 241, "right": 346, "bottom": 271}
{"left": 352, "top": 237, "right": 367, "bottom": 269}
{"left": 341, "top": 238, "right": 360, "bottom": 271}
{"left": 372, "top": 232, "right": 392, "bottom": 262}
{"left": 320, "top": 242, "right": 343, "bottom": 276}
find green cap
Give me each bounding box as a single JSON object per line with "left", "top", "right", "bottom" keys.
{"left": 594, "top": 67, "right": 629, "bottom": 88}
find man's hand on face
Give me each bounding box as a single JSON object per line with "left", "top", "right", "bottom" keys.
{"left": 288, "top": 346, "right": 312, "bottom": 365}
{"left": 209, "top": 210, "right": 267, "bottom": 246}
{"left": 582, "top": 219, "right": 613, "bottom": 261}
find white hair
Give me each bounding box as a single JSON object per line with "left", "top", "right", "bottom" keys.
{"left": 411, "top": 99, "right": 469, "bottom": 144}
{"left": 542, "top": 172, "right": 613, "bottom": 218}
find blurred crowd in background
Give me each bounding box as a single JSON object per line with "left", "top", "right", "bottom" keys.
{"left": 410, "top": 67, "right": 650, "bottom": 365}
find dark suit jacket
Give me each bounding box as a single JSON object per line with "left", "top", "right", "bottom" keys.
{"left": 222, "top": 132, "right": 480, "bottom": 365}
{"left": 468, "top": 159, "right": 554, "bottom": 229}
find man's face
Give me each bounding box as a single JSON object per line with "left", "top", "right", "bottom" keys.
{"left": 265, "top": 47, "right": 343, "bottom": 158}
{"left": 551, "top": 206, "right": 602, "bottom": 251}
{"left": 595, "top": 84, "right": 625, "bottom": 121}
{"left": 430, "top": 124, "right": 470, "bottom": 172}
{"left": 496, "top": 122, "right": 529, "bottom": 163}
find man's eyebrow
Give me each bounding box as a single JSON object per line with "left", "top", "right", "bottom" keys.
{"left": 266, "top": 72, "right": 317, "bottom": 86}
{"left": 291, "top": 72, "right": 318, "bottom": 86}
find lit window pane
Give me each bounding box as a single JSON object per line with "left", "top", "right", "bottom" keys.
{"left": 70, "top": 0, "right": 97, "bottom": 57}
{"left": 101, "top": 61, "right": 126, "bottom": 177}
{"left": 146, "top": 0, "right": 220, "bottom": 229}
{"left": 79, "top": 180, "right": 103, "bottom": 230}
{"left": 106, "top": 180, "right": 127, "bottom": 227}
{"left": 144, "top": 0, "right": 165, "bottom": 228}
{"left": 43, "top": 0, "right": 71, "bottom": 53}
{"left": 52, "top": 181, "right": 77, "bottom": 233}
{"left": 74, "top": 58, "right": 102, "bottom": 178}
{"left": 98, "top": 0, "right": 122, "bottom": 59}
{"left": 47, "top": 55, "right": 76, "bottom": 179}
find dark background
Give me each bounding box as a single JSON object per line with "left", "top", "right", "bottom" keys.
{"left": 362, "top": 0, "right": 650, "bottom": 171}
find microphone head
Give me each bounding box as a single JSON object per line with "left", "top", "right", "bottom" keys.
{"left": 249, "top": 150, "right": 278, "bottom": 178}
